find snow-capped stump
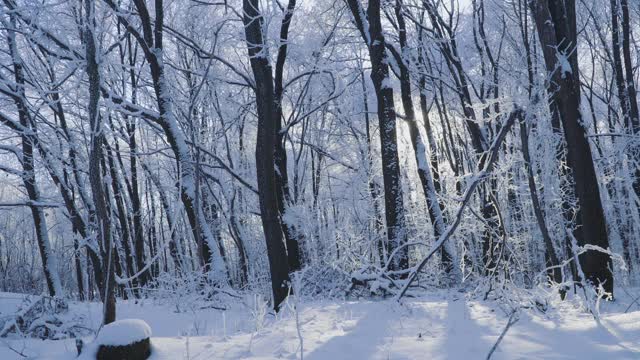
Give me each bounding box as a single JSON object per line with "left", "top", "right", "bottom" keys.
{"left": 95, "top": 319, "right": 152, "bottom": 360}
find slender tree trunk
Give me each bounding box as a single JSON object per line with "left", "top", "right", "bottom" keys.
{"left": 105, "top": 142, "right": 135, "bottom": 282}
{"left": 5, "top": 14, "right": 63, "bottom": 297}
{"left": 273, "top": 0, "right": 302, "bottom": 272}
{"left": 360, "top": 69, "right": 386, "bottom": 265}
{"left": 520, "top": 119, "right": 562, "bottom": 287}
{"left": 393, "top": 0, "right": 457, "bottom": 281}
{"left": 126, "top": 95, "right": 150, "bottom": 288}
{"left": 610, "top": 0, "right": 631, "bottom": 128}
{"left": 620, "top": 0, "right": 640, "bottom": 131}
{"left": 84, "top": 0, "right": 116, "bottom": 323}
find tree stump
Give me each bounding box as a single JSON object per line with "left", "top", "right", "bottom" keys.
{"left": 94, "top": 319, "right": 152, "bottom": 360}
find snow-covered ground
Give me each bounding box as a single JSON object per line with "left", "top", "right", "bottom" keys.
{"left": 1, "top": 290, "right": 640, "bottom": 359}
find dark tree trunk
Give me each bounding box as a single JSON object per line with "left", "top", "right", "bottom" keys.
{"left": 531, "top": 0, "right": 614, "bottom": 295}
{"left": 610, "top": 0, "right": 631, "bottom": 128}
{"left": 243, "top": 0, "right": 291, "bottom": 310}
{"left": 620, "top": 0, "right": 640, "bottom": 131}
{"left": 273, "top": 0, "right": 302, "bottom": 272}
{"left": 359, "top": 69, "right": 386, "bottom": 265}
{"left": 346, "top": 0, "right": 409, "bottom": 273}
{"left": 106, "top": 142, "right": 136, "bottom": 283}
{"left": 619, "top": 0, "right": 640, "bottom": 269}
{"left": 127, "top": 111, "right": 150, "bottom": 287}
{"left": 84, "top": 0, "right": 116, "bottom": 323}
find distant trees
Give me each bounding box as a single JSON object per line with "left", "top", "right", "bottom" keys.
{"left": 1, "top": 0, "right": 637, "bottom": 307}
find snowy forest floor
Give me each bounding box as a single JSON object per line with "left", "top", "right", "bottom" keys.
{"left": 1, "top": 289, "right": 640, "bottom": 359}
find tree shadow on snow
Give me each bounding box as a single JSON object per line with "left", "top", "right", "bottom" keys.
{"left": 305, "top": 302, "right": 397, "bottom": 360}
{"left": 440, "top": 297, "right": 493, "bottom": 359}
{"left": 509, "top": 311, "right": 640, "bottom": 359}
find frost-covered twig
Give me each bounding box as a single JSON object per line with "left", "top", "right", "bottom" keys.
{"left": 0, "top": 338, "right": 27, "bottom": 358}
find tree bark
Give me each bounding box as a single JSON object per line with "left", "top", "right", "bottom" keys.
{"left": 273, "top": 0, "right": 302, "bottom": 272}
{"left": 530, "top": 0, "right": 614, "bottom": 295}
{"left": 392, "top": 0, "right": 457, "bottom": 280}
{"left": 243, "top": 0, "right": 291, "bottom": 310}
{"left": 84, "top": 0, "right": 116, "bottom": 323}
{"left": 5, "top": 14, "right": 63, "bottom": 297}
{"left": 346, "top": 0, "right": 409, "bottom": 273}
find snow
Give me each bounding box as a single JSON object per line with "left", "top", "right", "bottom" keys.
{"left": 556, "top": 51, "right": 573, "bottom": 78}
{"left": 95, "top": 319, "right": 151, "bottom": 346}
{"left": 381, "top": 76, "right": 393, "bottom": 90}
{"left": 2, "top": 291, "right": 640, "bottom": 359}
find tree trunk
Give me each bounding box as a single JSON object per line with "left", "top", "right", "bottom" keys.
{"left": 5, "top": 14, "right": 63, "bottom": 297}
{"left": 393, "top": 0, "right": 457, "bottom": 281}
{"left": 243, "top": 0, "right": 291, "bottom": 310}
{"left": 84, "top": 0, "right": 116, "bottom": 323}
{"left": 531, "top": 0, "right": 614, "bottom": 295}
{"left": 273, "top": 0, "right": 302, "bottom": 272}
{"left": 520, "top": 119, "right": 562, "bottom": 287}
{"left": 346, "top": 0, "right": 409, "bottom": 273}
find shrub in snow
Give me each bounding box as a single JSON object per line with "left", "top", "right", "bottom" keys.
{"left": 148, "top": 271, "right": 236, "bottom": 313}
{"left": 95, "top": 319, "right": 152, "bottom": 360}
{"left": 0, "top": 295, "right": 90, "bottom": 339}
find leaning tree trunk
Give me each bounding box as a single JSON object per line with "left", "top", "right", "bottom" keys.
{"left": 531, "top": 0, "right": 613, "bottom": 295}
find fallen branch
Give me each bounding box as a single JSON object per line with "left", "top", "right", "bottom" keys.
{"left": 486, "top": 310, "right": 519, "bottom": 360}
